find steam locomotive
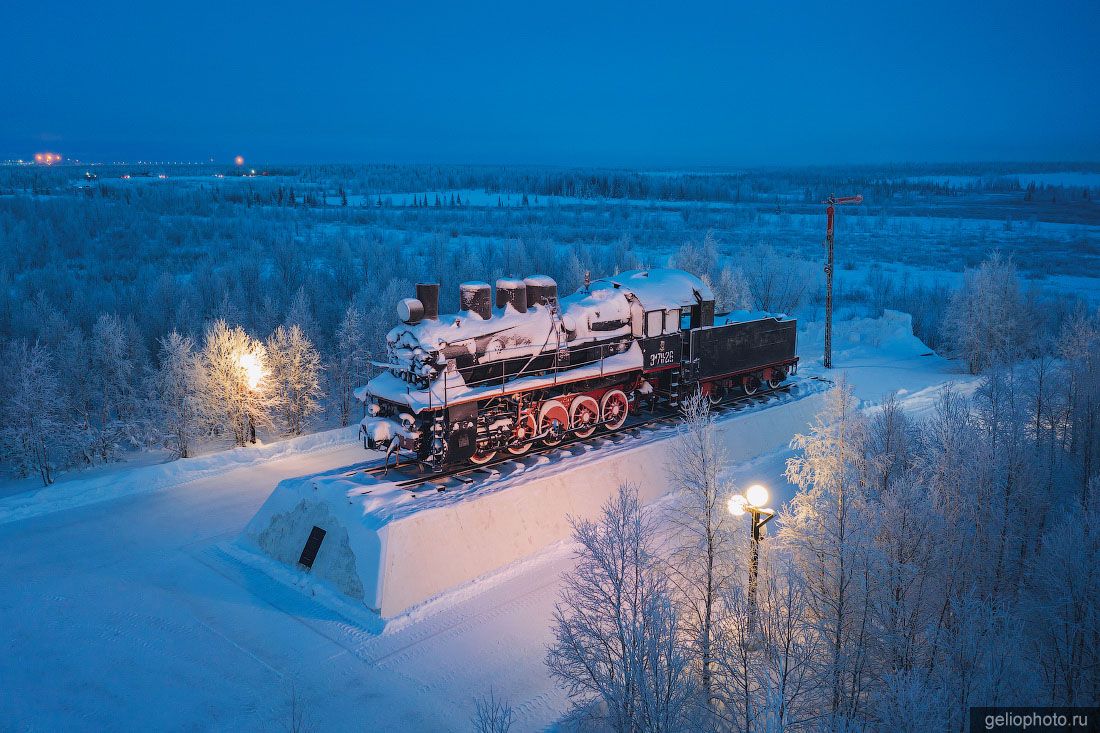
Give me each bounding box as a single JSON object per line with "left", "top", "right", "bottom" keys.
{"left": 358, "top": 269, "right": 798, "bottom": 470}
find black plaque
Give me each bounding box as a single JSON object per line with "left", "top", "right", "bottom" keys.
{"left": 298, "top": 526, "right": 327, "bottom": 569}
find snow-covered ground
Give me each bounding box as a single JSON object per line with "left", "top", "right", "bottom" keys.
{"left": 0, "top": 312, "right": 978, "bottom": 731}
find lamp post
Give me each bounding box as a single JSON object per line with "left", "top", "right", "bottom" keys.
{"left": 728, "top": 483, "right": 776, "bottom": 628}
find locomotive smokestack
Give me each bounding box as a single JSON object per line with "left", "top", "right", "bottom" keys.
{"left": 523, "top": 275, "right": 558, "bottom": 307}
{"left": 459, "top": 281, "right": 493, "bottom": 320}
{"left": 495, "top": 278, "right": 527, "bottom": 313}
{"left": 416, "top": 283, "right": 439, "bottom": 320}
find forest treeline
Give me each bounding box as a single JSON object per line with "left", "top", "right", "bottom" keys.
{"left": 0, "top": 164, "right": 1095, "bottom": 484}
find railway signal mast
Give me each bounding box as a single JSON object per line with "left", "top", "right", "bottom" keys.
{"left": 822, "top": 193, "right": 863, "bottom": 369}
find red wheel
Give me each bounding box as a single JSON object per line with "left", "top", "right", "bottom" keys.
{"left": 507, "top": 413, "right": 537, "bottom": 455}
{"left": 538, "top": 400, "right": 569, "bottom": 446}
{"left": 569, "top": 395, "right": 599, "bottom": 438}
{"left": 742, "top": 375, "right": 760, "bottom": 395}
{"left": 599, "top": 389, "right": 629, "bottom": 431}
{"left": 767, "top": 369, "right": 786, "bottom": 389}
{"left": 469, "top": 447, "right": 497, "bottom": 465}
{"left": 706, "top": 384, "right": 724, "bottom": 405}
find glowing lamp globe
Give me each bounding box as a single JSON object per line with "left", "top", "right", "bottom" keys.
{"left": 234, "top": 155, "right": 245, "bottom": 166}
{"left": 745, "top": 484, "right": 769, "bottom": 508}
{"left": 727, "top": 494, "right": 747, "bottom": 517}
{"left": 238, "top": 352, "right": 263, "bottom": 390}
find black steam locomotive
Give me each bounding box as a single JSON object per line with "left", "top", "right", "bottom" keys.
{"left": 359, "top": 269, "right": 798, "bottom": 470}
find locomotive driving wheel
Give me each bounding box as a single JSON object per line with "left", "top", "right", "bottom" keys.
{"left": 538, "top": 400, "right": 569, "bottom": 446}
{"left": 599, "top": 389, "right": 630, "bottom": 431}
{"left": 469, "top": 447, "right": 497, "bottom": 465}
{"left": 506, "top": 413, "right": 537, "bottom": 455}
{"left": 569, "top": 395, "right": 600, "bottom": 438}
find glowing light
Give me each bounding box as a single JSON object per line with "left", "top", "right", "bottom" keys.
{"left": 745, "top": 484, "right": 769, "bottom": 508}
{"left": 234, "top": 155, "right": 245, "bottom": 166}
{"left": 34, "top": 152, "right": 61, "bottom": 165}
{"left": 727, "top": 494, "right": 747, "bottom": 517}
{"left": 238, "top": 352, "right": 263, "bottom": 390}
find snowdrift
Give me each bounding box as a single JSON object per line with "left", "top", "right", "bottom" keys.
{"left": 238, "top": 381, "right": 829, "bottom": 619}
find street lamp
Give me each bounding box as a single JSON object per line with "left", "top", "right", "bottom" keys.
{"left": 239, "top": 351, "right": 262, "bottom": 443}
{"left": 728, "top": 483, "right": 776, "bottom": 627}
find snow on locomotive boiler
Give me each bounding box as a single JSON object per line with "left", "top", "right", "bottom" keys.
{"left": 358, "top": 269, "right": 798, "bottom": 469}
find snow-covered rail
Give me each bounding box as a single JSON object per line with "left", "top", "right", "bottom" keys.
{"left": 237, "top": 378, "right": 831, "bottom": 620}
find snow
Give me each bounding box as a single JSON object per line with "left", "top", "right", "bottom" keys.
{"left": 595, "top": 268, "right": 714, "bottom": 308}
{"left": 0, "top": 310, "right": 982, "bottom": 731}
{"left": 368, "top": 342, "right": 646, "bottom": 412}
{"left": 239, "top": 379, "right": 829, "bottom": 618}
{"left": 0, "top": 426, "right": 362, "bottom": 526}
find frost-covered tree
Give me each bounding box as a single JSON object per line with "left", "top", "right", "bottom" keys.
{"left": 780, "top": 380, "right": 875, "bottom": 725}
{"left": 547, "top": 484, "right": 695, "bottom": 733}
{"left": 266, "top": 324, "right": 323, "bottom": 436}
{"left": 664, "top": 391, "right": 737, "bottom": 723}
{"left": 1025, "top": 504, "right": 1100, "bottom": 705}
{"left": 198, "top": 320, "right": 279, "bottom": 446}
{"left": 1, "top": 340, "right": 66, "bottom": 485}
{"left": 88, "top": 313, "right": 147, "bottom": 461}
{"left": 334, "top": 305, "right": 369, "bottom": 427}
{"left": 154, "top": 331, "right": 205, "bottom": 458}
{"left": 710, "top": 265, "right": 752, "bottom": 314}
{"left": 741, "top": 243, "right": 814, "bottom": 314}
{"left": 941, "top": 253, "right": 1028, "bottom": 373}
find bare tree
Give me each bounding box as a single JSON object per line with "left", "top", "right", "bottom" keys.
{"left": 471, "top": 689, "right": 515, "bottom": 733}
{"left": 664, "top": 391, "right": 737, "bottom": 726}
{"left": 547, "top": 483, "right": 695, "bottom": 733}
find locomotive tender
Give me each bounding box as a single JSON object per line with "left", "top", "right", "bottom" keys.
{"left": 359, "top": 269, "right": 798, "bottom": 470}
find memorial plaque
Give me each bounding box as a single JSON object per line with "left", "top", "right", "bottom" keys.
{"left": 298, "top": 526, "right": 327, "bottom": 569}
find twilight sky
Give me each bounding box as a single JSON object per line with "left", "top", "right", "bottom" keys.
{"left": 2, "top": 0, "right": 1097, "bottom": 166}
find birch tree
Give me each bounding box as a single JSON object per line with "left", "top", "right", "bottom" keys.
{"left": 780, "top": 380, "right": 875, "bottom": 726}
{"left": 266, "top": 324, "right": 323, "bottom": 436}
{"left": 335, "top": 305, "right": 369, "bottom": 427}
{"left": 154, "top": 331, "right": 205, "bottom": 458}
{"left": 547, "top": 484, "right": 695, "bottom": 733}
{"left": 664, "top": 391, "right": 737, "bottom": 726}
{"left": 198, "top": 320, "right": 278, "bottom": 446}
{"left": 1, "top": 340, "right": 66, "bottom": 486}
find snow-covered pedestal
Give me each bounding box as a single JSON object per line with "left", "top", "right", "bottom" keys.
{"left": 237, "top": 382, "right": 828, "bottom": 620}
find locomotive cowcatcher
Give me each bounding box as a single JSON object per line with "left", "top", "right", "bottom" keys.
{"left": 358, "top": 269, "right": 798, "bottom": 470}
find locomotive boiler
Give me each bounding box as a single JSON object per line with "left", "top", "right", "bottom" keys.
{"left": 359, "top": 269, "right": 798, "bottom": 470}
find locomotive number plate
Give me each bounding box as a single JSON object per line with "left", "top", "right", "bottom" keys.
{"left": 640, "top": 336, "right": 682, "bottom": 371}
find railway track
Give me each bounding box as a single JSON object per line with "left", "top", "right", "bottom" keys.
{"left": 350, "top": 375, "right": 831, "bottom": 490}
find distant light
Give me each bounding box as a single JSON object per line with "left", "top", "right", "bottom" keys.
{"left": 234, "top": 155, "right": 245, "bottom": 166}
{"left": 745, "top": 484, "right": 769, "bottom": 508}
{"left": 727, "top": 494, "right": 747, "bottom": 517}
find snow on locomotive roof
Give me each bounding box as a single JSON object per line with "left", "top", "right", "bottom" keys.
{"left": 717, "top": 309, "right": 791, "bottom": 325}
{"left": 593, "top": 268, "right": 713, "bottom": 310}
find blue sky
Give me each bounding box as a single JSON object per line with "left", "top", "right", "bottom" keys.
{"left": 2, "top": 0, "right": 1097, "bottom": 165}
